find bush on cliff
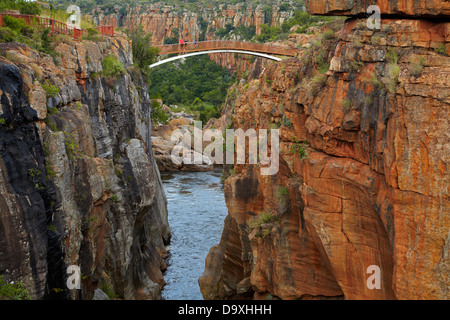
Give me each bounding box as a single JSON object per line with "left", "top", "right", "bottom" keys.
{"left": 3, "top": 15, "right": 26, "bottom": 33}
{"left": 1, "top": 15, "right": 34, "bottom": 39}
{"left": 127, "top": 25, "right": 159, "bottom": 83}
{"left": 102, "top": 54, "right": 124, "bottom": 78}
{"left": 150, "top": 99, "right": 169, "bottom": 125}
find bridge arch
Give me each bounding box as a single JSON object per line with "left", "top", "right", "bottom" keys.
{"left": 149, "top": 49, "right": 282, "bottom": 68}
{"left": 150, "top": 40, "right": 300, "bottom": 69}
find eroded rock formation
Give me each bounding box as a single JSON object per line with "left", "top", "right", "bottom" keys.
{"left": 0, "top": 34, "right": 170, "bottom": 299}
{"left": 199, "top": 6, "right": 449, "bottom": 300}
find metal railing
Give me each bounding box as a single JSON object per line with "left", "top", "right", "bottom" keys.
{"left": 0, "top": 13, "right": 114, "bottom": 39}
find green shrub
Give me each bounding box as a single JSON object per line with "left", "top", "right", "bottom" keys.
{"left": 249, "top": 211, "right": 280, "bottom": 237}
{"left": 3, "top": 15, "right": 26, "bottom": 33}
{"left": 388, "top": 63, "right": 400, "bottom": 93}
{"left": 81, "top": 28, "right": 102, "bottom": 42}
{"left": 348, "top": 60, "right": 364, "bottom": 73}
{"left": 410, "top": 56, "right": 425, "bottom": 77}
{"left": 341, "top": 99, "right": 351, "bottom": 111}
{"left": 0, "top": 118, "right": 5, "bottom": 125}
{"left": 45, "top": 160, "right": 56, "bottom": 180}
{"left": 268, "top": 122, "right": 280, "bottom": 130}
{"left": 41, "top": 82, "right": 60, "bottom": 99}
{"left": 370, "top": 35, "right": 382, "bottom": 45}
{"left": 278, "top": 187, "right": 289, "bottom": 204}
{"left": 150, "top": 100, "right": 169, "bottom": 125}
{"left": 0, "top": 276, "right": 30, "bottom": 300}
{"left": 82, "top": 27, "right": 100, "bottom": 41}
{"left": 127, "top": 25, "right": 159, "bottom": 81}
{"left": 0, "top": 0, "right": 41, "bottom": 15}
{"left": 386, "top": 48, "right": 399, "bottom": 64}
{"left": 64, "top": 134, "right": 81, "bottom": 160}
{"left": 282, "top": 115, "right": 293, "bottom": 129}
{"left": 254, "top": 24, "right": 281, "bottom": 43}
{"left": 102, "top": 54, "right": 124, "bottom": 78}
{"left": 366, "top": 73, "right": 384, "bottom": 91}
{"left": 0, "top": 27, "right": 16, "bottom": 42}
{"left": 322, "top": 29, "right": 335, "bottom": 41}
{"left": 311, "top": 74, "right": 327, "bottom": 93}
{"left": 99, "top": 282, "right": 118, "bottom": 299}
{"left": 47, "top": 107, "right": 59, "bottom": 115}
{"left": 434, "top": 43, "right": 447, "bottom": 56}
{"left": 40, "top": 29, "right": 53, "bottom": 54}
{"left": 291, "top": 140, "right": 308, "bottom": 161}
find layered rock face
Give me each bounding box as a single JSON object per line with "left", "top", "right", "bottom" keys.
{"left": 91, "top": 2, "right": 293, "bottom": 72}
{"left": 305, "top": 0, "right": 450, "bottom": 17}
{"left": 0, "top": 35, "right": 170, "bottom": 299}
{"left": 199, "top": 8, "right": 449, "bottom": 299}
{"left": 94, "top": 3, "right": 292, "bottom": 44}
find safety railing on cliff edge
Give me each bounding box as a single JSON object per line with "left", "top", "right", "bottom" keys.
{"left": 0, "top": 13, "right": 114, "bottom": 39}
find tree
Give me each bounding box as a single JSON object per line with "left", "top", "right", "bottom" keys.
{"left": 128, "top": 25, "right": 159, "bottom": 82}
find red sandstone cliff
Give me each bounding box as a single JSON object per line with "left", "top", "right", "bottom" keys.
{"left": 199, "top": 3, "right": 449, "bottom": 300}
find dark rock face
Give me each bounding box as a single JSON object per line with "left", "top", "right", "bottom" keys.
{"left": 0, "top": 62, "right": 62, "bottom": 299}
{"left": 0, "top": 35, "right": 170, "bottom": 300}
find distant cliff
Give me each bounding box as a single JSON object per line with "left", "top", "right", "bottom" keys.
{"left": 92, "top": 2, "right": 294, "bottom": 44}
{"left": 0, "top": 34, "right": 170, "bottom": 299}
{"left": 88, "top": 2, "right": 295, "bottom": 73}
{"left": 199, "top": 1, "right": 449, "bottom": 300}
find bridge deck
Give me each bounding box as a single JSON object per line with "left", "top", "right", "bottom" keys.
{"left": 155, "top": 40, "right": 299, "bottom": 57}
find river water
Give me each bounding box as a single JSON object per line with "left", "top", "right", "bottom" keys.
{"left": 160, "top": 168, "right": 228, "bottom": 300}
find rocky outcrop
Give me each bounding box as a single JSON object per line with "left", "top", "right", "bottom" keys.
{"left": 0, "top": 34, "right": 170, "bottom": 299}
{"left": 199, "top": 13, "right": 449, "bottom": 299}
{"left": 305, "top": 0, "right": 450, "bottom": 17}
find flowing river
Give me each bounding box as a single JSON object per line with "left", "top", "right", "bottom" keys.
{"left": 160, "top": 168, "right": 228, "bottom": 300}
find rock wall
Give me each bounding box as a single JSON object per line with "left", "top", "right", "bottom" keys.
{"left": 199, "top": 11, "right": 449, "bottom": 299}
{"left": 0, "top": 34, "right": 170, "bottom": 299}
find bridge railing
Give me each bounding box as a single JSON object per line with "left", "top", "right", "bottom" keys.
{"left": 154, "top": 40, "right": 299, "bottom": 57}
{"left": 0, "top": 13, "right": 114, "bottom": 39}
